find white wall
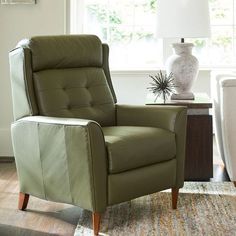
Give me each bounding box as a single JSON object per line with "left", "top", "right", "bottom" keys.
{"left": 0, "top": 0, "right": 65, "bottom": 156}
{"left": 111, "top": 70, "right": 211, "bottom": 105}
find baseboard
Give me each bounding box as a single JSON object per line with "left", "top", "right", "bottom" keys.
{"left": 0, "top": 128, "right": 13, "bottom": 156}
{"left": 0, "top": 156, "right": 14, "bottom": 163}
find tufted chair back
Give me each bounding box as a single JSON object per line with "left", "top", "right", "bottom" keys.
{"left": 10, "top": 35, "right": 117, "bottom": 126}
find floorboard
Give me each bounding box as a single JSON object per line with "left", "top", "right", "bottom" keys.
{"left": 0, "top": 163, "right": 81, "bottom": 236}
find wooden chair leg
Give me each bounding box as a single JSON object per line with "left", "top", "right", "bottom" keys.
{"left": 18, "top": 192, "right": 29, "bottom": 211}
{"left": 92, "top": 212, "right": 101, "bottom": 236}
{"left": 233, "top": 181, "right": 236, "bottom": 187}
{"left": 171, "top": 188, "right": 179, "bottom": 209}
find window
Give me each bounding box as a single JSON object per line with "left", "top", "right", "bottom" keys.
{"left": 189, "top": 0, "right": 236, "bottom": 67}
{"left": 70, "top": 0, "right": 162, "bottom": 69}
{"left": 70, "top": 0, "right": 236, "bottom": 69}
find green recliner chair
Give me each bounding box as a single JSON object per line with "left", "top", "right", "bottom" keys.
{"left": 9, "top": 35, "right": 187, "bottom": 235}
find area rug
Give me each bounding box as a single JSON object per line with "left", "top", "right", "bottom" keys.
{"left": 74, "top": 182, "right": 236, "bottom": 236}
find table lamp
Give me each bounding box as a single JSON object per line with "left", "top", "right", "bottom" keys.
{"left": 156, "top": 0, "right": 211, "bottom": 100}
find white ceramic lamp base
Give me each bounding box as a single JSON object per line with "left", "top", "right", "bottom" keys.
{"left": 166, "top": 43, "right": 199, "bottom": 100}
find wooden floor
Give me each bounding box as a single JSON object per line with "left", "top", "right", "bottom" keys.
{"left": 0, "top": 137, "right": 231, "bottom": 236}
{"left": 0, "top": 163, "right": 82, "bottom": 236}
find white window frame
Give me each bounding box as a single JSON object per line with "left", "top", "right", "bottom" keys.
{"left": 199, "top": 0, "right": 236, "bottom": 69}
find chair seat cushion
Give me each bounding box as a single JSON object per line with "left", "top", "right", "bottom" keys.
{"left": 102, "top": 126, "right": 176, "bottom": 174}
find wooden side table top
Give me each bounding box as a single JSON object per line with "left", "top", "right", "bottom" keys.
{"left": 146, "top": 93, "right": 212, "bottom": 109}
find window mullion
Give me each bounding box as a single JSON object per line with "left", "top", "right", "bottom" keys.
{"left": 107, "top": 0, "right": 110, "bottom": 42}
{"left": 70, "top": 0, "right": 85, "bottom": 34}
{"left": 233, "top": 0, "right": 236, "bottom": 64}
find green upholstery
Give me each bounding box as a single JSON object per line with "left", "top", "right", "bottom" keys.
{"left": 34, "top": 68, "right": 115, "bottom": 126}
{"left": 23, "top": 35, "right": 103, "bottom": 71}
{"left": 108, "top": 159, "right": 176, "bottom": 205}
{"left": 103, "top": 126, "right": 176, "bottom": 174}
{"left": 116, "top": 104, "right": 187, "bottom": 187}
{"left": 10, "top": 35, "right": 116, "bottom": 123}
{"left": 9, "top": 35, "right": 187, "bottom": 216}
{"left": 11, "top": 116, "right": 107, "bottom": 212}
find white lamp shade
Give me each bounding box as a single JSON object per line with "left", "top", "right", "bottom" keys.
{"left": 156, "top": 0, "right": 211, "bottom": 38}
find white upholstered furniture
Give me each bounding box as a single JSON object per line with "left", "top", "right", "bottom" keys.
{"left": 211, "top": 71, "right": 236, "bottom": 186}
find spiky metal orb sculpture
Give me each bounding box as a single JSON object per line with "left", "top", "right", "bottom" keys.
{"left": 148, "top": 71, "right": 176, "bottom": 103}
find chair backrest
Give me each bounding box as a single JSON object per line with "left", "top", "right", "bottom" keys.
{"left": 9, "top": 35, "right": 117, "bottom": 126}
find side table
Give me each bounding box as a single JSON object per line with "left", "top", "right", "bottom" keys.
{"left": 146, "top": 93, "right": 213, "bottom": 181}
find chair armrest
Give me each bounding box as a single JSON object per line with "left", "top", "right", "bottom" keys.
{"left": 11, "top": 116, "right": 107, "bottom": 213}
{"left": 217, "top": 77, "right": 236, "bottom": 180}
{"left": 211, "top": 73, "right": 236, "bottom": 107}
{"left": 220, "top": 77, "right": 236, "bottom": 87}
{"left": 116, "top": 105, "right": 187, "bottom": 187}
{"left": 211, "top": 73, "right": 236, "bottom": 168}
{"left": 116, "top": 104, "right": 186, "bottom": 132}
